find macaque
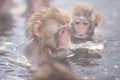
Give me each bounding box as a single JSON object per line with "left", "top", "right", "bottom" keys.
{"left": 0, "top": 0, "right": 6, "bottom": 12}
{"left": 0, "top": 0, "right": 12, "bottom": 13}
{"left": 70, "top": 3, "right": 101, "bottom": 43}
{"left": 0, "top": 0, "right": 13, "bottom": 36}
{"left": 31, "top": 57, "right": 83, "bottom": 80}
{"left": 24, "top": 7, "right": 70, "bottom": 70}
{"left": 25, "top": 0, "right": 51, "bottom": 17}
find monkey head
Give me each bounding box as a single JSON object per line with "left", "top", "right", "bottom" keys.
{"left": 70, "top": 3, "right": 101, "bottom": 43}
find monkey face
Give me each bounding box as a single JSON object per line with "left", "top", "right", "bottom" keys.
{"left": 56, "top": 25, "right": 70, "bottom": 49}
{"left": 70, "top": 3, "right": 101, "bottom": 43}
{"left": 71, "top": 16, "right": 92, "bottom": 41}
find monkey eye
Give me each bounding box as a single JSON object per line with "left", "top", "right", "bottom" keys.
{"left": 75, "top": 21, "right": 81, "bottom": 25}
{"left": 83, "top": 21, "right": 89, "bottom": 26}
{"left": 61, "top": 29, "right": 65, "bottom": 34}
{"left": 59, "top": 28, "right": 69, "bottom": 34}
{"left": 61, "top": 29, "right": 66, "bottom": 34}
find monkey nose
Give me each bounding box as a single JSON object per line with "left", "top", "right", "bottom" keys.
{"left": 78, "top": 34, "right": 87, "bottom": 38}
{"left": 79, "top": 34, "right": 84, "bottom": 37}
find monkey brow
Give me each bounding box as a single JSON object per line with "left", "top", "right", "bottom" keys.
{"left": 57, "top": 27, "right": 70, "bottom": 33}
{"left": 73, "top": 18, "right": 91, "bottom": 23}
{"left": 59, "top": 26, "right": 69, "bottom": 30}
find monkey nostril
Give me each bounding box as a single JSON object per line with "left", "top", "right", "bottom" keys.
{"left": 77, "top": 34, "right": 87, "bottom": 38}
{"left": 79, "top": 34, "right": 84, "bottom": 37}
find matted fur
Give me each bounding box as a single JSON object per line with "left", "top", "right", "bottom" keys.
{"left": 71, "top": 2, "right": 96, "bottom": 22}
{"left": 26, "top": 7, "right": 69, "bottom": 39}
{"left": 24, "top": 7, "right": 70, "bottom": 70}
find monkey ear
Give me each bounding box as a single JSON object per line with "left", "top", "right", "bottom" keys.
{"left": 33, "top": 21, "right": 42, "bottom": 37}
{"left": 95, "top": 13, "right": 101, "bottom": 26}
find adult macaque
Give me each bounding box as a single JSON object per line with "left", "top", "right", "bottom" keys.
{"left": 0, "top": 0, "right": 13, "bottom": 36}
{"left": 24, "top": 7, "right": 70, "bottom": 70}
{"left": 70, "top": 3, "right": 101, "bottom": 43}
{"left": 0, "top": 0, "right": 12, "bottom": 13}
{"left": 25, "top": 0, "right": 51, "bottom": 17}
{"left": 31, "top": 58, "right": 83, "bottom": 80}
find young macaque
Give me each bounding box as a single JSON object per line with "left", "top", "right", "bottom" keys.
{"left": 31, "top": 57, "right": 83, "bottom": 80}
{"left": 70, "top": 3, "right": 101, "bottom": 43}
{"left": 24, "top": 7, "right": 70, "bottom": 70}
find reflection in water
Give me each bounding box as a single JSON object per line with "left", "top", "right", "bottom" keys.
{"left": 0, "top": 0, "right": 30, "bottom": 80}
{"left": 69, "top": 41, "right": 103, "bottom": 67}
{"left": 0, "top": 51, "right": 30, "bottom": 80}
{"left": 69, "top": 48, "right": 102, "bottom": 67}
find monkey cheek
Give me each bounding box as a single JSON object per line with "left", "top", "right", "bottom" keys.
{"left": 59, "top": 38, "right": 70, "bottom": 49}
{"left": 64, "top": 39, "right": 70, "bottom": 47}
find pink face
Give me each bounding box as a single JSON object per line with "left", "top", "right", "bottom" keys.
{"left": 71, "top": 17, "right": 90, "bottom": 39}
{"left": 57, "top": 25, "right": 70, "bottom": 49}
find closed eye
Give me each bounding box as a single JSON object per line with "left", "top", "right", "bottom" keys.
{"left": 83, "top": 22, "right": 89, "bottom": 26}
{"left": 75, "top": 21, "right": 81, "bottom": 25}
{"left": 59, "top": 28, "right": 69, "bottom": 34}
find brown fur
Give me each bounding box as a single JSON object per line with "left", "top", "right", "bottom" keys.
{"left": 24, "top": 7, "right": 70, "bottom": 69}
{"left": 71, "top": 3, "right": 96, "bottom": 23}
{"left": 0, "top": 0, "right": 12, "bottom": 13}
{"left": 25, "top": 0, "right": 51, "bottom": 17}
{"left": 70, "top": 3, "right": 101, "bottom": 43}
{"left": 31, "top": 58, "right": 83, "bottom": 80}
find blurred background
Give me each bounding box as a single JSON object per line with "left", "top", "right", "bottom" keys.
{"left": 0, "top": 0, "right": 120, "bottom": 80}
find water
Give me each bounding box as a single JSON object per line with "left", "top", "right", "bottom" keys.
{"left": 0, "top": 0, "right": 120, "bottom": 80}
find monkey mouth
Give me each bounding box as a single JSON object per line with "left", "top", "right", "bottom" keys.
{"left": 59, "top": 44, "right": 70, "bottom": 49}
{"left": 71, "top": 35, "right": 93, "bottom": 43}
{"left": 74, "top": 34, "right": 87, "bottom": 39}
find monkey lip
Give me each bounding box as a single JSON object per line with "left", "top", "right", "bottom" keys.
{"left": 59, "top": 39, "right": 71, "bottom": 49}
{"left": 59, "top": 45, "right": 70, "bottom": 49}
{"left": 74, "top": 34, "right": 87, "bottom": 39}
